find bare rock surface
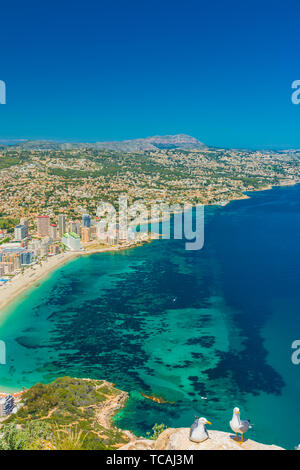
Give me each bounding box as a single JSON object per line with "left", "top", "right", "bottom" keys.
{"left": 119, "top": 428, "right": 284, "bottom": 451}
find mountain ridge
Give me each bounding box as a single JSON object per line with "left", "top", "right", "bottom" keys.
{"left": 1, "top": 134, "right": 206, "bottom": 152}
{"left": 93, "top": 134, "right": 207, "bottom": 151}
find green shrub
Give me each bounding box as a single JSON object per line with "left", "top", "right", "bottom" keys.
{"left": 0, "top": 421, "right": 52, "bottom": 450}
{"left": 146, "top": 423, "right": 168, "bottom": 440}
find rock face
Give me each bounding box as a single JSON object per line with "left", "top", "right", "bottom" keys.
{"left": 119, "top": 428, "right": 285, "bottom": 451}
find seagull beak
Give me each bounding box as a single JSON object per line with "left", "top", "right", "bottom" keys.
{"left": 206, "top": 420, "right": 212, "bottom": 425}
{"left": 237, "top": 411, "right": 240, "bottom": 414}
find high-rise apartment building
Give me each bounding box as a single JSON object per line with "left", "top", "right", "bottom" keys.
{"left": 14, "top": 225, "right": 27, "bottom": 241}
{"left": 0, "top": 395, "right": 15, "bottom": 416}
{"left": 20, "top": 218, "right": 29, "bottom": 237}
{"left": 90, "top": 225, "right": 97, "bottom": 239}
{"left": 58, "top": 215, "right": 66, "bottom": 238}
{"left": 82, "top": 214, "right": 91, "bottom": 228}
{"left": 37, "top": 216, "right": 50, "bottom": 237}
{"left": 50, "top": 224, "right": 57, "bottom": 240}
{"left": 0, "top": 262, "right": 14, "bottom": 274}
{"left": 81, "top": 226, "right": 91, "bottom": 243}
{"left": 62, "top": 232, "right": 81, "bottom": 251}
{"left": 20, "top": 250, "right": 34, "bottom": 265}
{"left": 68, "top": 221, "right": 81, "bottom": 235}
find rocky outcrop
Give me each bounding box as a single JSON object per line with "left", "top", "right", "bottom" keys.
{"left": 3, "top": 377, "right": 285, "bottom": 450}
{"left": 119, "top": 428, "right": 285, "bottom": 451}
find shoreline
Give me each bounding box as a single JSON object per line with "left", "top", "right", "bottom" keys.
{"left": 0, "top": 251, "right": 79, "bottom": 314}
{"left": 0, "top": 180, "right": 298, "bottom": 317}
{"left": 0, "top": 243, "right": 144, "bottom": 315}
{"left": 0, "top": 180, "right": 299, "bottom": 428}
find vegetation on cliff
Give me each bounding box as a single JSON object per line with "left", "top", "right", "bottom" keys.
{"left": 1, "top": 377, "right": 130, "bottom": 450}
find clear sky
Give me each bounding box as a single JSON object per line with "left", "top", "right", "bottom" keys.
{"left": 0, "top": 0, "right": 300, "bottom": 148}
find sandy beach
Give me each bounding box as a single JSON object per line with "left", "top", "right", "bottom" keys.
{"left": 0, "top": 239, "right": 154, "bottom": 315}
{"left": 1, "top": 182, "right": 298, "bottom": 316}
{"left": 0, "top": 216, "right": 167, "bottom": 315}
{"left": 0, "top": 251, "right": 79, "bottom": 313}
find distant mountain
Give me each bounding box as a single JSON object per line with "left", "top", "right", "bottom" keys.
{"left": 6, "top": 134, "right": 206, "bottom": 152}
{"left": 93, "top": 134, "right": 207, "bottom": 151}
{"left": 0, "top": 139, "right": 27, "bottom": 145}
{"left": 8, "top": 140, "right": 69, "bottom": 150}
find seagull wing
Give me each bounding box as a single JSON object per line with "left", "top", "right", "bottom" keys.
{"left": 189, "top": 420, "right": 198, "bottom": 438}
{"left": 239, "top": 420, "right": 250, "bottom": 433}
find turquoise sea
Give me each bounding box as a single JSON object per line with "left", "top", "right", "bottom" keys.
{"left": 0, "top": 184, "right": 300, "bottom": 449}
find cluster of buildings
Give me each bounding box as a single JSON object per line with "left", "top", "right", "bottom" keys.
{"left": 34, "top": 213, "right": 139, "bottom": 249}
{"left": 35, "top": 213, "right": 93, "bottom": 250}
{"left": 13, "top": 214, "right": 92, "bottom": 252}
{"left": 0, "top": 208, "right": 149, "bottom": 285}
{"left": 0, "top": 391, "right": 23, "bottom": 417}
{"left": 1, "top": 147, "right": 299, "bottom": 222}
{"left": 0, "top": 394, "right": 15, "bottom": 417}
{"left": 0, "top": 246, "right": 34, "bottom": 276}
{"left": 0, "top": 212, "right": 119, "bottom": 280}
{"left": 0, "top": 215, "right": 67, "bottom": 278}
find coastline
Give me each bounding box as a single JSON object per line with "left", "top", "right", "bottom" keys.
{"left": 0, "top": 244, "right": 143, "bottom": 315}
{"left": 0, "top": 251, "right": 79, "bottom": 314}
{"left": 1, "top": 180, "right": 298, "bottom": 317}
{"left": 0, "top": 181, "right": 299, "bottom": 448}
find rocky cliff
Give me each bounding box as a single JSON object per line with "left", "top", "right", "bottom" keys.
{"left": 0, "top": 377, "right": 285, "bottom": 450}
{"left": 120, "top": 428, "right": 284, "bottom": 451}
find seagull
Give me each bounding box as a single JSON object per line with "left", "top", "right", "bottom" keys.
{"left": 229, "top": 407, "right": 250, "bottom": 442}
{"left": 189, "top": 416, "right": 212, "bottom": 443}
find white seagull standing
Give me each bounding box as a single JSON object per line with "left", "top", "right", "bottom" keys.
{"left": 189, "top": 416, "right": 212, "bottom": 443}
{"left": 229, "top": 407, "right": 250, "bottom": 442}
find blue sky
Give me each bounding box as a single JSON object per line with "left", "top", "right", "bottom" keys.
{"left": 0, "top": 0, "right": 300, "bottom": 148}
